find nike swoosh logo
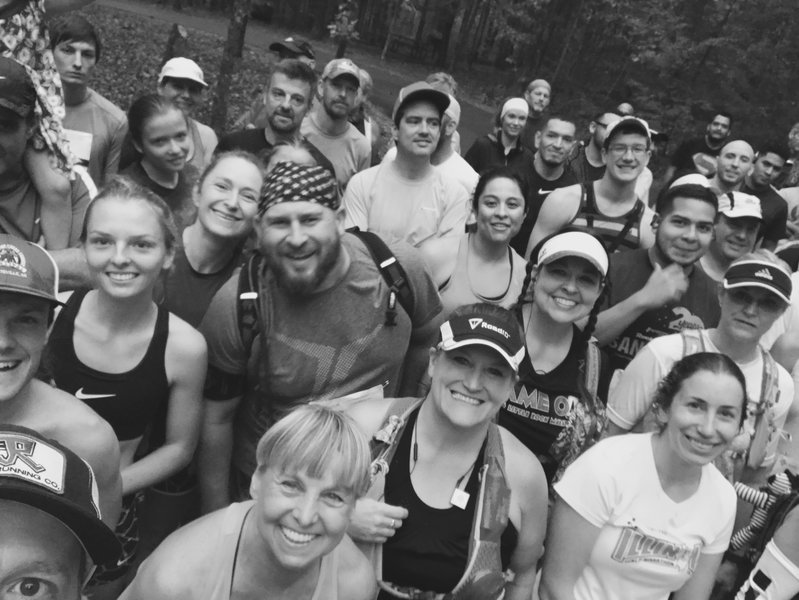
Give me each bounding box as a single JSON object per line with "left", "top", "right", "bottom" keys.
{"left": 538, "top": 188, "right": 554, "bottom": 194}
{"left": 75, "top": 387, "right": 116, "bottom": 400}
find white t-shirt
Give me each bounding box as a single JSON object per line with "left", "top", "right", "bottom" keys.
{"left": 382, "top": 146, "right": 478, "bottom": 196}
{"left": 342, "top": 160, "right": 470, "bottom": 248}
{"left": 607, "top": 329, "right": 794, "bottom": 469}
{"left": 554, "top": 433, "right": 736, "bottom": 600}
{"left": 301, "top": 116, "right": 370, "bottom": 190}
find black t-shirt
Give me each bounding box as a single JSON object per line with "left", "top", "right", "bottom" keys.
{"left": 510, "top": 165, "right": 579, "bottom": 255}
{"left": 215, "top": 129, "right": 336, "bottom": 177}
{"left": 120, "top": 161, "right": 198, "bottom": 233}
{"left": 498, "top": 325, "right": 610, "bottom": 482}
{"left": 568, "top": 143, "right": 605, "bottom": 184}
{"left": 740, "top": 182, "right": 789, "bottom": 246}
{"left": 670, "top": 137, "right": 722, "bottom": 176}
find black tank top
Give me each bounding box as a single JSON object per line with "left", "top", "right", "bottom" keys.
{"left": 47, "top": 289, "right": 171, "bottom": 441}
{"left": 570, "top": 182, "right": 645, "bottom": 252}
{"left": 380, "top": 409, "right": 518, "bottom": 594}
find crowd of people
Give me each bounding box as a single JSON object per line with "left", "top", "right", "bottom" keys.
{"left": 3, "top": 1, "right": 799, "bottom": 599}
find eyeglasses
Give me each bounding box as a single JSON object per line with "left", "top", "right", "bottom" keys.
{"left": 607, "top": 144, "right": 648, "bottom": 157}
{"left": 726, "top": 288, "right": 785, "bottom": 313}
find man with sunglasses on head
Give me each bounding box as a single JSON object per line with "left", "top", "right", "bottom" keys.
{"left": 528, "top": 117, "right": 657, "bottom": 257}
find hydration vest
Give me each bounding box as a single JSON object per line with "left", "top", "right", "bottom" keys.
{"left": 362, "top": 397, "right": 512, "bottom": 600}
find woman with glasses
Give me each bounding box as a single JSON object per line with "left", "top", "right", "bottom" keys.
{"left": 606, "top": 250, "right": 795, "bottom": 487}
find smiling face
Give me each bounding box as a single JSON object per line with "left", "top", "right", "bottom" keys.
{"left": 256, "top": 201, "right": 344, "bottom": 296}
{"left": 249, "top": 465, "right": 355, "bottom": 572}
{"left": 653, "top": 197, "right": 716, "bottom": 266}
{"left": 500, "top": 109, "right": 527, "bottom": 141}
{"left": 713, "top": 214, "right": 760, "bottom": 261}
{"left": 535, "top": 118, "right": 576, "bottom": 167}
{"left": 0, "top": 501, "right": 83, "bottom": 600}
{"left": 83, "top": 197, "right": 175, "bottom": 300}
{"left": 717, "top": 286, "right": 787, "bottom": 345}
{"left": 133, "top": 107, "right": 190, "bottom": 174}
{"left": 715, "top": 141, "right": 754, "bottom": 187}
{"left": 658, "top": 369, "right": 743, "bottom": 467}
{"left": 195, "top": 156, "right": 263, "bottom": 241}
{"left": 157, "top": 77, "right": 204, "bottom": 116}
{"left": 532, "top": 256, "right": 603, "bottom": 324}
{"left": 602, "top": 132, "right": 650, "bottom": 183}
{"left": 428, "top": 344, "right": 517, "bottom": 429}
{"left": 0, "top": 293, "right": 50, "bottom": 404}
{"left": 395, "top": 100, "right": 441, "bottom": 159}
{"left": 475, "top": 176, "right": 525, "bottom": 245}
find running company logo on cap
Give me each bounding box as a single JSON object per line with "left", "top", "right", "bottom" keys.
{"left": 718, "top": 192, "right": 762, "bottom": 221}
{"left": 258, "top": 162, "right": 339, "bottom": 215}
{"left": 723, "top": 259, "right": 792, "bottom": 304}
{"left": 440, "top": 311, "right": 525, "bottom": 372}
{"left": 536, "top": 231, "right": 609, "bottom": 277}
{"left": 0, "top": 425, "right": 120, "bottom": 569}
{"left": 322, "top": 58, "right": 360, "bottom": 85}
{"left": 158, "top": 57, "right": 208, "bottom": 87}
{"left": 0, "top": 235, "right": 60, "bottom": 304}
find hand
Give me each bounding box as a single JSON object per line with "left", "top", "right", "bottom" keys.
{"left": 348, "top": 497, "right": 408, "bottom": 543}
{"left": 638, "top": 263, "right": 689, "bottom": 309}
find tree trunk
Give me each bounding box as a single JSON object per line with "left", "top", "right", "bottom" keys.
{"left": 161, "top": 23, "right": 189, "bottom": 69}
{"left": 210, "top": 0, "right": 251, "bottom": 132}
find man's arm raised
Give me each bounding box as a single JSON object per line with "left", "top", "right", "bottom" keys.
{"left": 594, "top": 262, "right": 688, "bottom": 345}
{"left": 525, "top": 184, "right": 581, "bottom": 259}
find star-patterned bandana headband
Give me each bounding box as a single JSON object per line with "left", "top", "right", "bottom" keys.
{"left": 258, "top": 162, "right": 340, "bottom": 216}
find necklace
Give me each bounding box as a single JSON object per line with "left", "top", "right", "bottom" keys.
{"left": 410, "top": 415, "right": 478, "bottom": 510}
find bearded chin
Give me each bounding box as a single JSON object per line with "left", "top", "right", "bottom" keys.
{"left": 264, "top": 239, "right": 342, "bottom": 296}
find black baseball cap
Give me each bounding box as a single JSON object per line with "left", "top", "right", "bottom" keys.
{"left": 439, "top": 309, "right": 525, "bottom": 372}
{"left": 0, "top": 57, "right": 36, "bottom": 118}
{"left": 0, "top": 425, "right": 121, "bottom": 569}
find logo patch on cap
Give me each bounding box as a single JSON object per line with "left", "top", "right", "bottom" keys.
{"left": 754, "top": 268, "right": 773, "bottom": 280}
{"left": 469, "top": 318, "right": 482, "bottom": 329}
{"left": 0, "top": 244, "right": 27, "bottom": 279}
{"left": 0, "top": 434, "right": 66, "bottom": 493}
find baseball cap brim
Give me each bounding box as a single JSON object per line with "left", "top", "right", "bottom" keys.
{"left": 0, "top": 488, "right": 120, "bottom": 567}
{"left": 439, "top": 318, "right": 525, "bottom": 372}
{"left": 722, "top": 260, "right": 792, "bottom": 304}
{"left": 537, "top": 231, "right": 609, "bottom": 276}
{"left": 392, "top": 86, "right": 450, "bottom": 122}
{"left": 0, "top": 100, "right": 29, "bottom": 119}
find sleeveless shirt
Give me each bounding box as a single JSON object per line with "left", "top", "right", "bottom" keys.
{"left": 570, "top": 181, "right": 645, "bottom": 252}
{"left": 438, "top": 234, "right": 526, "bottom": 319}
{"left": 380, "top": 409, "right": 518, "bottom": 595}
{"left": 47, "top": 289, "right": 171, "bottom": 441}
{"left": 201, "top": 501, "right": 343, "bottom": 600}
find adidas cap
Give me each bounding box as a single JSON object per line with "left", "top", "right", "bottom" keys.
{"left": 439, "top": 307, "right": 525, "bottom": 372}
{"left": 723, "top": 259, "right": 792, "bottom": 304}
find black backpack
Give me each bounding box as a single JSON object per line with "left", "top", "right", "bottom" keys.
{"left": 236, "top": 230, "right": 415, "bottom": 352}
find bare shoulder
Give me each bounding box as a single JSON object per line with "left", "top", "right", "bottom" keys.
{"left": 345, "top": 396, "right": 396, "bottom": 438}
{"left": 25, "top": 380, "right": 118, "bottom": 454}
{"left": 131, "top": 510, "right": 225, "bottom": 598}
{"left": 497, "top": 425, "right": 547, "bottom": 496}
{"left": 548, "top": 182, "right": 583, "bottom": 204}
{"left": 335, "top": 535, "right": 378, "bottom": 600}
{"left": 166, "top": 313, "right": 208, "bottom": 362}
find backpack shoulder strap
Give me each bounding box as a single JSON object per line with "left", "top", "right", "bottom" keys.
{"left": 349, "top": 229, "right": 415, "bottom": 326}
{"left": 584, "top": 338, "right": 600, "bottom": 400}
{"left": 236, "top": 253, "right": 264, "bottom": 353}
{"left": 680, "top": 328, "right": 706, "bottom": 357}
{"left": 606, "top": 198, "right": 645, "bottom": 253}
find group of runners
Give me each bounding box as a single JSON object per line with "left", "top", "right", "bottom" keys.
{"left": 3, "top": 1, "right": 799, "bottom": 599}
